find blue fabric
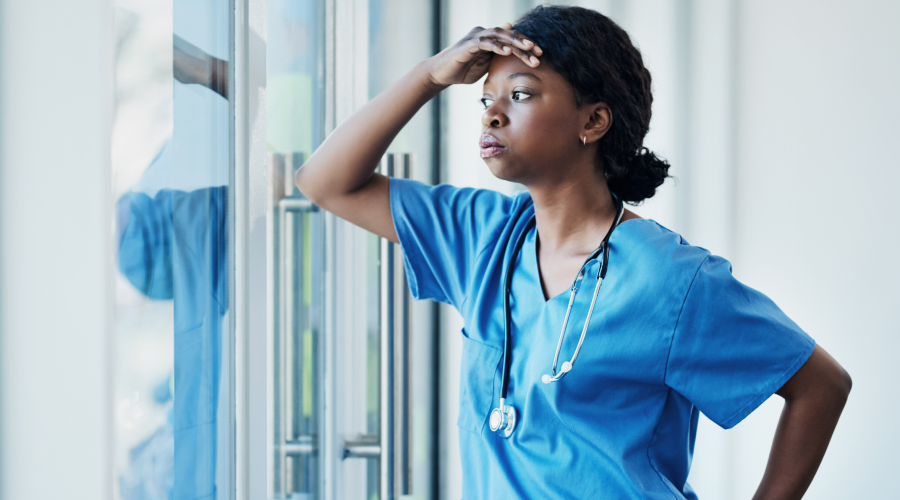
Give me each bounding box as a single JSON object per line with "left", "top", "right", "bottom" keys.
{"left": 118, "top": 187, "right": 228, "bottom": 500}
{"left": 389, "top": 178, "right": 815, "bottom": 500}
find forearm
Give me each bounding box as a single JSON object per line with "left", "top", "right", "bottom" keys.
{"left": 295, "top": 60, "right": 445, "bottom": 203}
{"left": 752, "top": 346, "right": 851, "bottom": 499}
{"left": 174, "top": 41, "right": 228, "bottom": 99}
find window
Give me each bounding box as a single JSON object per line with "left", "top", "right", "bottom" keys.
{"left": 112, "top": 1, "right": 233, "bottom": 498}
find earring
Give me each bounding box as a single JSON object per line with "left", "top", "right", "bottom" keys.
{"left": 582, "top": 136, "right": 587, "bottom": 145}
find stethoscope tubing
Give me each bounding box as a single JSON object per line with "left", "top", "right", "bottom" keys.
{"left": 501, "top": 215, "right": 536, "bottom": 399}
{"left": 500, "top": 194, "right": 625, "bottom": 399}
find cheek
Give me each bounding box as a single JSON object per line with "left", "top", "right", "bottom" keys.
{"left": 511, "top": 110, "right": 577, "bottom": 154}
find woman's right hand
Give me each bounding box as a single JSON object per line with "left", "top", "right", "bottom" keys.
{"left": 426, "top": 22, "right": 543, "bottom": 87}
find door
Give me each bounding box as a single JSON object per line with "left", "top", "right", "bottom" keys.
{"left": 266, "top": 0, "right": 440, "bottom": 498}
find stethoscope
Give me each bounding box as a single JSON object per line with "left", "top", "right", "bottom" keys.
{"left": 489, "top": 194, "right": 625, "bottom": 438}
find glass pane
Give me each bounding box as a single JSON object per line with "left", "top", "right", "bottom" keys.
{"left": 267, "top": 0, "right": 436, "bottom": 497}
{"left": 268, "top": 0, "right": 325, "bottom": 498}
{"left": 368, "top": 0, "right": 436, "bottom": 497}
{"left": 112, "top": 0, "right": 232, "bottom": 499}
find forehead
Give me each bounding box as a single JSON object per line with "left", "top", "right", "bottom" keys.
{"left": 483, "top": 54, "right": 560, "bottom": 88}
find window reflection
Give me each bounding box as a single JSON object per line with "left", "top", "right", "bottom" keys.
{"left": 113, "top": 1, "right": 232, "bottom": 499}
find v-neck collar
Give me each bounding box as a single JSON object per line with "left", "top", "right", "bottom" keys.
{"left": 528, "top": 227, "right": 576, "bottom": 304}
{"left": 526, "top": 217, "right": 645, "bottom": 304}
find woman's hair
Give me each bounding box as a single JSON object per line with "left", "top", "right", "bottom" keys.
{"left": 513, "top": 5, "right": 670, "bottom": 204}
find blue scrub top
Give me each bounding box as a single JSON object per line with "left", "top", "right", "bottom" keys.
{"left": 389, "top": 178, "right": 815, "bottom": 500}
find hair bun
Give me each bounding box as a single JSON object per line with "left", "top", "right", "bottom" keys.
{"left": 607, "top": 148, "right": 670, "bottom": 204}
{"left": 514, "top": 6, "right": 672, "bottom": 204}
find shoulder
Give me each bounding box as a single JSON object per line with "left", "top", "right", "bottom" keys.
{"left": 611, "top": 218, "right": 714, "bottom": 288}
{"left": 616, "top": 219, "right": 711, "bottom": 264}
{"left": 390, "top": 178, "right": 533, "bottom": 222}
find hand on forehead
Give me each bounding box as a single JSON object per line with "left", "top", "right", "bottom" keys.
{"left": 483, "top": 23, "right": 562, "bottom": 90}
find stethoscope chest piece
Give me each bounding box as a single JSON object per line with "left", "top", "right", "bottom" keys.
{"left": 489, "top": 400, "right": 516, "bottom": 438}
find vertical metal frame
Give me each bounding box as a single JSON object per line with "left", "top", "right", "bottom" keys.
{"left": 320, "top": 0, "right": 339, "bottom": 498}
{"left": 232, "top": 0, "right": 268, "bottom": 498}
{"left": 227, "top": 0, "right": 238, "bottom": 497}
{"left": 380, "top": 207, "right": 396, "bottom": 500}
{"left": 378, "top": 154, "right": 413, "bottom": 500}
{"left": 430, "top": 3, "right": 445, "bottom": 499}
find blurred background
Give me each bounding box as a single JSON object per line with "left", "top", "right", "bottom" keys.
{"left": 0, "top": 0, "right": 897, "bottom": 499}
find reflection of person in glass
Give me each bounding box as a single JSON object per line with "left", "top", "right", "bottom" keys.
{"left": 117, "top": 36, "right": 228, "bottom": 500}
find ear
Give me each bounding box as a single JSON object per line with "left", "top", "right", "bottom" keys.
{"left": 583, "top": 103, "right": 612, "bottom": 144}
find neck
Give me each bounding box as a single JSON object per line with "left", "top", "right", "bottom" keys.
{"left": 528, "top": 170, "right": 617, "bottom": 256}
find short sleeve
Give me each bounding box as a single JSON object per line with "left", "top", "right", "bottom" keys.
{"left": 389, "top": 178, "right": 515, "bottom": 309}
{"left": 664, "top": 255, "right": 816, "bottom": 429}
{"left": 117, "top": 187, "right": 229, "bottom": 311}
{"left": 118, "top": 190, "right": 176, "bottom": 299}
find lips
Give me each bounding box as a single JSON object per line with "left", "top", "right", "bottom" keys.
{"left": 479, "top": 134, "right": 504, "bottom": 148}
{"left": 480, "top": 134, "right": 505, "bottom": 158}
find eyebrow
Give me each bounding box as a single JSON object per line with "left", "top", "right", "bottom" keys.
{"left": 484, "top": 72, "right": 543, "bottom": 86}
{"left": 507, "top": 72, "right": 542, "bottom": 81}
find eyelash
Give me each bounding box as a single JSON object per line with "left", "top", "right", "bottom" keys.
{"left": 480, "top": 90, "right": 531, "bottom": 109}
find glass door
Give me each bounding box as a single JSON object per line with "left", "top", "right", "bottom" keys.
{"left": 266, "top": 0, "right": 439, "bottom": 498}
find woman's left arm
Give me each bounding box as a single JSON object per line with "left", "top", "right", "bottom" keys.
{"left": 752, "top": 344, "right": 852, "bottom": 500}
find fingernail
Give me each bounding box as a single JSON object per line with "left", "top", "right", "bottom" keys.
{"left": 530, "top": 56, "right": 539, "bottom": 64}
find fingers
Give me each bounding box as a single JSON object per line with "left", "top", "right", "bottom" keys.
{"left": 498, "top": 24, "right": 543, "bottom": 56}
{"left": 472, "top": 25, "right": 542, "bottom": 67}
{"left": 505, "top": 43, "right": 540, "bottom": 67}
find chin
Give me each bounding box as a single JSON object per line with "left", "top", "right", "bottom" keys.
{"left": 482, "top": 157, "right": 522, "bottom": 183}
{"left": 483, "top": 159, "right": 513, "bottom": 182}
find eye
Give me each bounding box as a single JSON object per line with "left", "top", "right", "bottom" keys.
{"left": 480, "top": 97, "right": 493, "bottom": 110}
{"left": 512, "top": 90, "right": 531, "bottom": 102}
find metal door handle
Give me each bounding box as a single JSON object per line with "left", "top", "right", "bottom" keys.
{"left": 269, "top": 151, "right": 320, "bottom": 498}
{"left": 379, "top": 153, "right": 413, "bottom": 500}
{"left": 342, "top": 434, "right": 381, "bottom": 459}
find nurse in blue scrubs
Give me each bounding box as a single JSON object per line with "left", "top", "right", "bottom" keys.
{"left": 296, "top": 5, "right": 851, "bottom": 499}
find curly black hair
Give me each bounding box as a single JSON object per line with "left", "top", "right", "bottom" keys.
{"left": 513, "top": 5, "right": 670, "bottom": 204}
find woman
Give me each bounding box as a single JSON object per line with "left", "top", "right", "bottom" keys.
{"left": 296, "top": 6, "right": 851, "bottom": 499}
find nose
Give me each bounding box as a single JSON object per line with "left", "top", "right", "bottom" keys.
{"left": 482, "top": 101, "right": 508, "bottom": 128}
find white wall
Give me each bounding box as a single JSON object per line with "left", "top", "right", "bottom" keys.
{"left": 723, "top": 1, "right": 900, "bottom": 497}
{"left": 0, "top": 0, "right": 113, "bottom": 499}
{"left": 438, "top": 1, "right": 900, "bottom": 498}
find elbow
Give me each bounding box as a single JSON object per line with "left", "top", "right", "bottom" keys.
{"left": 816, "top": 345, "right": 852, "bottom": 405}
{"left": 294, "top": 164, "right": 322, "bottom": 206}
{"left": 825, "top": 364, "right": 852, "bottom": 412}
{"left": 837, "top": 366, "right": 852, "bottom": 401}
